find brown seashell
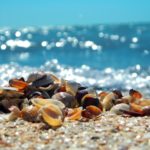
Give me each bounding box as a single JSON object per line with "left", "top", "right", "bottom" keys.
{"left": 76, "top": 87, "right": 96, "bottom": 105}
{"left": 102, "top": 92, "right": 117, "bottom": 111}
{"left": 86, "top": 105, "right": 102, "bottom": 116}
{"left": 130, "top": 103, "right": 143, "bottom": 113}
{"left": 81, "top": 109, "right": 92, "bottom": 119}
{"left": 65, "top": 80, "right": 80, "bottom": 96}
{"left": 40, "top": 104, "right": 63, "bottom": 127}
{"left": 8, "top": 106, "right": 21, "bottom": 121}
{"left": 129, "top": 89, "right": 142, "bottom": 99}
{"left": 31, "top": 98, "right": 65, "bottom": 110}
{"left": 142, "top": 106, "right": 150, "bottom": 116}
{"left": 98, "top": 91, "right": 108, "bottom": 99}
{"left": 21, "top": 106, "right": 39, "bottom": 122}
{"left": 66, "top": 108, "right": 82, "bottom": 120}
{"left": 139, "top": 100, "right": 150, "bottom": 106}
{"left": 112, "top": 90, "right": 123, "bottom": 99}
{"left": 81, "top": 105, "right": 101, "bottom": 119}
{"left": 52, "top": 92, "right": 77, "bottom": 108}
{"left": 81, "top": 94, "right": 101, "bottom": 109}
{"left": 120, "top": 109, "right": 143, "bottom": 117}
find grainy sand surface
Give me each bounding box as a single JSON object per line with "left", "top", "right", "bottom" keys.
{"left": 0, "top": 112, "right": 150, "bottom": 150}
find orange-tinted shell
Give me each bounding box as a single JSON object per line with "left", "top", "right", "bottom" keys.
{"left": 9, "top": 79, "right": 28, "bottom": 91}
{"left": 66, "top": 108, "right": 82, "bottom": 120}
{"left": 86, "top": 105, "right": 101, "bottom": 116}
{"left": 130, "top": 103, "right": 143, "bottom": 113}
{"left": 40, "top": 104, "right": 63, "bottom": 127}
{"left": 81, "top": 105, "right": 101, "bottom": 119}
{"left": 129, "top": 89, "right": 142, "bottom": 99}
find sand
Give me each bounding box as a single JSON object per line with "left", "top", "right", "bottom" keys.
{"left": 0, "top": 112, "right": 150, "bottom": 150}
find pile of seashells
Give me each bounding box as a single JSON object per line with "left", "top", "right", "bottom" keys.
{"left": 0, "top": 73, "right": 150, "bottom": 128}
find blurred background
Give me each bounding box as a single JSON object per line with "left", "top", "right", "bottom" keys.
{"left": 0, "top": 0, "right": 150, "bottom": 95}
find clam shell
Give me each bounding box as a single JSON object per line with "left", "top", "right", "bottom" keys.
{"left": 66, "top": 108, "right": 82, "bottom": 120}
{"left": 40, "top": 104, "right": 63, "bottom": 127}
{"left": 102, "top": 92, "right": 116, "bottom": 111}
{"left": 65, "top": 80, "right": 80, "bottom": 96}
{"left": 81, "top": 94, "right": 101, "bottom": 109}
{"left": 32, "top": 74, "right": 53, "bottom": 87}
{"left": 31, "top": 98, "right": 65, "bottom": 110}
{"left": 52, "top": 92, "right": 77, "bottom": 108}
{"left": 21, "top": 106, "right": 39, "bottom": 122}
{"left": 110, "top": 103, "right": 130, "bottom": 115}
{"left": 9, "top": 79, "right": 28, "bottom": 90}
{"left": 129, "top": 89, "right": 142, "bottom": 99}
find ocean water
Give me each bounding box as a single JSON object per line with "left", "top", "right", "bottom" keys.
{"left": 0, "top": 23, "right": 150, "bottom": 96}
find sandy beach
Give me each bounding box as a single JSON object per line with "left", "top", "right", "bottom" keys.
{"left": 1, "top": 112, "right": 150, "bottom": 150}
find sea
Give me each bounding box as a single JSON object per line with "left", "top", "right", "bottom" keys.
{"left": 0, "top": 23, "right": 150, "bottom": 96}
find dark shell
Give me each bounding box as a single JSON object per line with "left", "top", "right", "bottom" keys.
{"left": 24, "top": 86, "right": 50, "bottom": 99}
{"left": 52, "top": 92, "right": 77, "bottom": 108}
{"left": 82, "top": 96, "right": 101, "bottom": 109}
{"left": 143, "top": 106, "right": 150, "bottom": 116}
{"left": 32, "top": 74, "right": 54, "bottom": 87}
{"left": 112, "top": 90, "right": 123, "bottom": 99}
{"left": 76, "top": 89, "right": 88, "bottom": 105}
{"left": 27, "top": 73, "right": 44, "bottom": 83}
{"left": 120, "top": 109, "right": 143, "bottom": 117}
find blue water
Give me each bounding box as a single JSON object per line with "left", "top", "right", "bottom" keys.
{"left": 0, "top": 23, "right": 150, "bottom": 95}
{"left": 0, "top": 23, "right": 150, "bottom": 69}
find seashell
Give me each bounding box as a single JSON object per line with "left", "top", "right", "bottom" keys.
{"left": 40, "top": 103, "right": 63, "bottom": 127}
{"left": 27, "top": 73, "right": 44, "bottom": 83}
{"left": 21, "top": 105, "right": 39, "bottom": 122}
{"left": 139, "top": 100, "right": 150, "bottom": 106}
{"left": 142, "top": 106, "right": 150, "bottom": 116}
{"left": 81, "top": 94, "right": 102, "bottom": 109}
{"left": 8, "top": 106, "right": 21, "bottom": 121}
{"left": 86, "top": 105, "right": 102, "bottom": 116}
{"left": 31, "top": 98, "right": 51, "bottom": 109}
{"left": 66, "top": 108, "right": 82, "bottom": 120}
{"left": 0, "top": 90, "right": 25, "bottom": 112}
{"left": 9, "top": 79, "right": 28, "bottom": 91}
{"left": 130, "top": 103, "right": 143, "bottom": 113}
{"left": 65, "top": 80, "right": 81, "bottom": 96}
{"left": 24, "top": 86, "right": 50, "bottom": 99}
{"left": 0, "top": 87, "right": 18, "bottom": 91}
{"left": 52, "top": 92, "right": 77, "bottom": 108}
{"left": 76, "top": 87, "right": 96, "bottom": 105}
{"left": 112, "top": 90, "right": 123, "bottom": 99}
{"left": 120, "top": 109, "right": 143, "bottom": 116}
{"left": 114, "top": 98, "right": 129, "bottom": 105}
{"left": 102, "top": 92, "right": 117, "bottom": 111}
{"left": 32, "top": 74, "right": 54, "bottom": 87}
{"left": 129, "top": 89, "right": 142, "bottom": 99}
{"left": 39, "top": 84, "right": 59, "bottom": 97}
{"left": 110, "top": 103, "right": 130, "bottom": 115}
{"left": 46, "top": 73, "right": 60, "bottom": 84}
{"left": 98, "top": 91, "right": 108, "bottom": 100}
{"left": 81, "top": 105, "right": 101, "bottom": 118}
{"left": 31, "top": 98, "right": 65, "bottom": 110}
